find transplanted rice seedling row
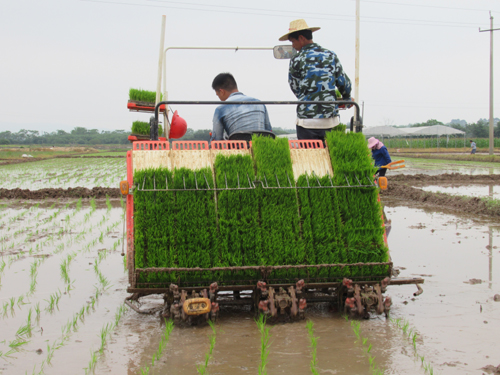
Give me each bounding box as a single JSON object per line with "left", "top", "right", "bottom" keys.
{"left": 0, "top": 202, "right": 128, "bottom": 374}
{"left": 0, "top": 158, "right": 125, "bottom": 190}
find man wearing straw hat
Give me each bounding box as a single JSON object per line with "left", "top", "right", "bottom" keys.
{"left": 279, "top": 19, "right": 352, "bottom": 141}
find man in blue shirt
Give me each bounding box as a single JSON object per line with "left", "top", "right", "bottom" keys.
{"left": 470, "top": 140, "right": 476, "bottom": 154}
{"left": 211, "top": 73, "right": 272, "bottom": 141}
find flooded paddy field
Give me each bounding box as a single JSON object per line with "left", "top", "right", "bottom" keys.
{"left": 0, "top": 158, "right": 126, "bottom": 190}
{"left": 389, "top": 157, "right": 500, "bottom": 176}
{"left": 0, "top": 158, "right": 499, "bottom": 374}
{"left": 1, "top": 200, "right": 498, "bottom": 374}
{"left": 420, "top": 184, "right": 500, "bottom": 199}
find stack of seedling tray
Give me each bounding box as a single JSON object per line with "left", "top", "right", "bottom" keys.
{"left": 131, "top": 134, "right": 389, "bottom": 288}
{"left": 127, "top": 88, "right": 166, "bottom": 113}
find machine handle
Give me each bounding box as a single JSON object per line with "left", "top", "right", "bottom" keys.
{"left": 382, "top": 160, "right": 405, "bottom": 170}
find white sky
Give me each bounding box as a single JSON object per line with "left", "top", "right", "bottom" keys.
{"left": 1, "top": 0, "right": 499, "bottom": 133}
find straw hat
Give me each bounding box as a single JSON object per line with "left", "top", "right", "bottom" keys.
{"left": 278, "top": 19, "right": 321, "bottom": 41}
{"left": 367, "top": 137, "right": 379, "bottom": 149}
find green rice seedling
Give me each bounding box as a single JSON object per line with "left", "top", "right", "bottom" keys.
{"left": 84, "top": 349, "right": 98, "bottom": 374}
{"left": 8, "top": 338, "right": 28, "bottom": 352}
{"left": 351, "top": 320, "right": 361, "bottom": 340}
{"left": 60, "top": 260, "right": 70, "bottom": 284}
{"left": 17, "top": 295, "right": 28, "bottom": 307}
{"left": 76, "top": 198, "right": 83, "bottom": 212}
{"left": 306, "top": 320, "right": 319, "bottom": 375}
{"left": 35, "top": 302, "right": 40, "bottom": 321}
{"left": 129, "top": 88, "right": 161, "bottom": 103}
{"left": 134, "top": 167, "right": 192, "bottom": 285}
{"left": 98, "top": 273, "right": 110, "bottom": 290}
{"left": 256, "top": 314, "right": 271, "bottom": 375}
{"left": 197, "top": 320, "right": 217, "bottom": 375}
{"left": 214, "top": 153, "right": 261, "bottom": 278}
{"left": 9, "top": 297, "right": 15, "bottom": 310}
{"left": 297, "top": 173, "right": 345, "bottom": 277}
{"left": 252, "top": 136, "right": 303, "bottom": 276}
{"left": 98, "top": 323, "right": 113, "bottom": 354}
{"left": 29, "top": 277, "right": 37, "bottom": 294}
{"left": 140, "top": 318, "right": 174, "bottom": 373}
{"left": 325, "top": 131, "right": 388, "bottom": 276}
{"left": 131, "top": 121, "right": 163, "bottom": 136}
{"left": 174, "top": 167, "right": 217, "bottom": 282}
{"left": 90, "top": 198, "right": 96, "bottom": 212}
{"left": 45, "top": 295, "right": 55, "bottom": 312}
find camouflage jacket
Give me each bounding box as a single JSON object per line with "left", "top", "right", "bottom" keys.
{"left": 289, "top": 43, "right": 352, "bottom": 119}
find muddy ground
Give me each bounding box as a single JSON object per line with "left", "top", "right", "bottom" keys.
{"left": 0, "top": 187, "right": 122, "bottom": 199}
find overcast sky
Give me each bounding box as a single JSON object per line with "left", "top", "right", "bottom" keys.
{"left": 1, "top": 0, "right": 499, "bottom": 134}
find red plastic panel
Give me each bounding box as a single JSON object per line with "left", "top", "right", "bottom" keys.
{"left": 126, "top": 193, "right": 134, "bottom": 283}
{"left": 211, "top": 140, "right": 247, "bottom": 150}
{"left": 132, "top": 141, "right": 170, "bottom": 151}
{"left": 172, "top": 141, "right": 209, "bottom": 150}
{"left": 126, "top": 151, "right": 133, "bottom": 185}
{"left": 288, "top": 140, "right": 324, "bottom": 149}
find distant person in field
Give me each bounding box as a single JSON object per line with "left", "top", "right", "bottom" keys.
{"left": 279, "top": 19, "right": 352, "bottom": 141}
{"left": 470, "top": 139, "right": 476, "bottom": 154}
{"left": 210, "top": 73, "right": 272, "bottom": 141}
{"left": 368, "top": 137, "right": 391, "bottom": 177}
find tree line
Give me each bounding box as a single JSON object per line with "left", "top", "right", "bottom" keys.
{"left": 406, "top": 118, "right": 500, "bottom": 138}
{"left": 0, "top": 128, "right": 130, "bottom": 145}
{"left": 0, "top": 127, "right": 295, "bottom": 145}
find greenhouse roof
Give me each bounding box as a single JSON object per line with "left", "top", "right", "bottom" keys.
{"left": 363, "top": 125, "right": 465, "bottom": 137}
{"left": 363, "top": 126, "right": 408, "bottom": 137}
{"left": 399, "top": 125, "right": 465, "bottom": 135}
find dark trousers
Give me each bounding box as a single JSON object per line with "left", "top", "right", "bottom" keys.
{"left": 296, "top": 125, "right": 332, "bottom": 141}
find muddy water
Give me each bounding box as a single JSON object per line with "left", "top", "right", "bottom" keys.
{"left": 420, "top": 184, "right": 500, "bottom": 199}
{"left": 2, "top": 201, "right": 499, "bottom": 374}
{"left": 389, "top": 158, "right": 500, "bottom": 176}
{"left": 90, "top": 205, "right": 500, "bottom": 375}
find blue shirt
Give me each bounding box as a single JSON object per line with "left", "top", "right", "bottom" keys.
{"left": 372, "top": 146, "right": 391, "bottom": 172}
{"left": 471, "top": 142, "right": 476, "bottom": 150}
{"left": 211, "top": 92, "right": 272, "bottom": 141}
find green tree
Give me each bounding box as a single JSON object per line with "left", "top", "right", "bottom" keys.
{"left": 410, "top": 119, "right": 444, "bottom": 128}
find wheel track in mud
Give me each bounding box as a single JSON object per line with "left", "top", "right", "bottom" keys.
{"left": 0, "top": 187, "right": 121, "bottom": 199}
{"left": 382, "top": 173, "right": 500, "bottom": 217}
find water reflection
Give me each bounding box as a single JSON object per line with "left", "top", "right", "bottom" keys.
{"left": 489, "top": 183, "right": 493, "bottom": 289}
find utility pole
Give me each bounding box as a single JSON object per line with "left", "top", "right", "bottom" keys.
{"left": 479, "top": 12, "right": 500, "bottom": 155}
{"left": 355, "top": 0, "right": 360, "bottom": 108}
